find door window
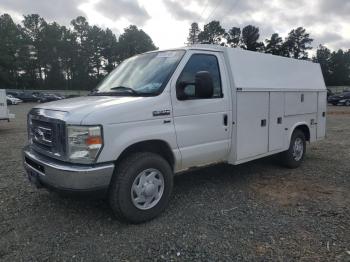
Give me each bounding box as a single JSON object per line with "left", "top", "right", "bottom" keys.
{"left": 177, "top": 54, "right": 223, "bottom": 99}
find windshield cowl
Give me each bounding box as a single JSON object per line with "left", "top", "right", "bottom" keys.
{"left": 89, "top": 91, "right": 157, "bottom": 97}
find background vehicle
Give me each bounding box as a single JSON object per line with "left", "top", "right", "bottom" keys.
{"left": 6, "top": 94, "right": 22, "bottom": 105}
{"left": 23, "top": 45, "right": 327, "bottom": 223}
{"left": 6, "top": 91, "right": 21, "bottom": 98}
{"left": 7, "top": 91, "right": 39, "bottom": 102}
{"left": 37, "top": 93, "right": 64, "bottom": 103}
{"left": 328, "top": 91, "right": 350, "bottom": 106}
{"left": 0, "top": 90, "right": 15, "bottom": 121}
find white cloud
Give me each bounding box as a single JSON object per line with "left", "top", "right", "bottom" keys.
{"left": 0, "top": 0, "right": 349, "bottom": 50}
{"left": 0, "top": 0, "right": 85, "bottom": 24}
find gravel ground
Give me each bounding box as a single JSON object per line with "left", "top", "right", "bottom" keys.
{"left": 0, "top": 103, "right": 349, "bottom": 261}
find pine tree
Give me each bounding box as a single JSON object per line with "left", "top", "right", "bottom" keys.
{"left": 285, "top": 27, "right": 313, "bottom": 59}
{"left": 186, "top": 22, "right": 200, "bottom": 46}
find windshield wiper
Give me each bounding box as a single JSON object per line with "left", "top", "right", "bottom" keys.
{"left": 110, "top": 86, "right": 140, "bottom": 95}
{"left": 89, "top": 86, "right": 157, "bottom": 97}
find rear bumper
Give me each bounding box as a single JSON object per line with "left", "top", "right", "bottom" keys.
{"left": 23, "top": 145, "right": 115, "bottom": 192}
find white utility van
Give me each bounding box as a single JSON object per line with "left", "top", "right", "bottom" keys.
{"left": 23, "top": 45, "right": 326, "bottom": 223}
{"left": 0, "top": 89, "right": 15, "bottom": 121}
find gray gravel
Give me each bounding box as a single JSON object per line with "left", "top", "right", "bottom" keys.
{"left": 0, "top": 103, "right": 349, "bottom": 261}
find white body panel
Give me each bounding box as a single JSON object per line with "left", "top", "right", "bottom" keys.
{"left": 224, "top": 47, "right": 325, "bottom": 91}
{"left": 236, "top": 92, "right": 269, "bottom": 160}
{"left": 169, "top": 50, "right": 231, "bottom": 169}
{"left": 0, "top": 90, "right": 14, "bottom": 120}
{"left": 269, "top": 92, "right": 285, "bottom": 152}
{"left": 0, "top": 90, "right": 6, "bottom": 118}
{"left": 284, "top": 92, "right": 318, "bottom": 116}
{"left": 33, "top": 45, "right": 327, "bottom": 173}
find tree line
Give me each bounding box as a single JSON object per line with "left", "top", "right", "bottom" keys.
{"left": 0, "top": 13, "right": 157, "bottom": 90}
{"left": 187, "top": 21, "right": 350, "bottom": 86}
{"left": 1, "top": 13, "right": 349, "bottom": 90}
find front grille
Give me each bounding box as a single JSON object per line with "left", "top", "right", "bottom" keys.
{"left": 28, "top": 109, "right": 67, "bottom": 160}
{"left": 31, "top": 119, "right": 54, "bottom": 151}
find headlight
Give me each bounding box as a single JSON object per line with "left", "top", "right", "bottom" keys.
{"left": 67, "top": 125, "right": 103, "bottom": 164}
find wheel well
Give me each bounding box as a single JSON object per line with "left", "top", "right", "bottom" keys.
{"left": 295, "top": 124, "right": 310, "bottom": 141}
{"left": 116, "top": 140, "right": 175, "bottom": 170}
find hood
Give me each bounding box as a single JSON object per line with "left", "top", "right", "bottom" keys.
{"left": 34, "top": 94, "right": 171, "bottom": 125}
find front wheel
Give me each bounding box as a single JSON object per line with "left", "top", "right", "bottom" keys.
{"left": 109, "top": 152, "right": 173, "bottom": 223}
{"left": 281, "top": 129, "right": 306, "bottom": 168}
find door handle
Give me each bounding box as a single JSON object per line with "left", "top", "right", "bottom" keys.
{"left": 261, "top": 119, "right": 266, "bottom": 127}
{"left": 223, "top": 114, "right": 228, "bottom": 126}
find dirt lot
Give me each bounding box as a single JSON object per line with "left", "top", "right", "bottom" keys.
{"left": 0, "top": 103, "right": 349, "bottom": 261}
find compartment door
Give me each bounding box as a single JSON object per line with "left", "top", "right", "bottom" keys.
{"left": 269, "top": 92, "right": 285, "bottom": 151}
{"left": 285, "top": 92, "right": 317, "bottom": 116}
{"left": 317, "top": 91, "right": 327, "bottom": 139}
{"left": 236, "top": 92, "right": 269, "bottom": 160}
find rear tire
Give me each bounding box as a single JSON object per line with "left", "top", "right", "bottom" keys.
{"left": 281, "top": 129, "right": 306, "bottom": 168}
{"left": 109, "top": 152, "right": 173, "bottom": 223}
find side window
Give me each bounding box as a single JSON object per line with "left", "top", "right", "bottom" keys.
{"left": 177, "top": 54, "right": 223, "bottom": 99}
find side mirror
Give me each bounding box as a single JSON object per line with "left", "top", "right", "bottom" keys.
{"left": 176, "top": 81, "right": 192, "bottom": 100}
{"left": 194, "top": 71, "right": 214, "bottom": 99}
{"left": 176, "top": 71, "right": 214, "bottom": 100}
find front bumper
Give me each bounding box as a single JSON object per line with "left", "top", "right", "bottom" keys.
{"left": 23, "top": 145, "right": 115, "bottom": 192}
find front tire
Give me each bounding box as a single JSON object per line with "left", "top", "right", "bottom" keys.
{"left": 109, "top": 152, "right": 173, "bottom": 223}
{"left": 281, "top": 129, "right": 306, "bottom": 168}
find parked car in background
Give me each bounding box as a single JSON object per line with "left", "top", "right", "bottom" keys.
{"left": 6, "top": 91, "right": 21, "bottom": 97}
{"left": 37, "top": 93, "right": 64, "bottom": 103}
{"left": 6, "top": 95, "right": 22, "bottom": 105}
{"left": 328, "top": 92, "right": 350, "bottom": 106}
{"left": 7, "top": 91, "right": 39, "bottom": 102}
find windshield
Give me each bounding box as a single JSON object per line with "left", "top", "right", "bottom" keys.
{"left": 94, "top": 50, "right": 185, "bottom": 96}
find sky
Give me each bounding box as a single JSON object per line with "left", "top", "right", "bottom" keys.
{"left": 0, "top": 0, "right": 349, "bottom": 51}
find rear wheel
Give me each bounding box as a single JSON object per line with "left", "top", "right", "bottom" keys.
{"left": 281, "top": 129, "right": 306, "bottom": 168}
{"left": 109, "top": 152, "right": 173, "bottom": 223}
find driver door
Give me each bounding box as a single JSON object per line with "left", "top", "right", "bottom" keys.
{"left": 170, "top": 51, "right": 231, "bottom": 170}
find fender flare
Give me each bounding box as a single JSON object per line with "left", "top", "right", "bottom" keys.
{"left": 288, "top": 122, "right": 311, "bottom": 143}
